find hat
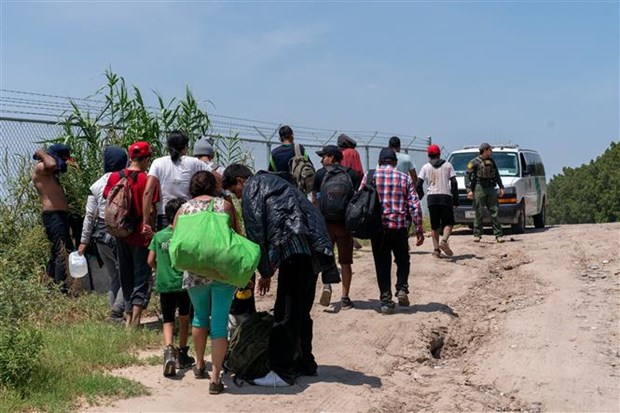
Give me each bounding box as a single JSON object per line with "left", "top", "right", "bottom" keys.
{"left": 128, "top": 141, "right": 152, "bottom": 159}
{"left": 103, "top": 146, "right": 128, "bottom": 173}
{"left": 193, "top": 139, "right": 215, "bottom": 157}
{"left": 378, "top": 147, "right": 397, "bottom": 162}
{"left": 479, "top": 142, "right": 492, "bottom": 151}
{"left": 47, "top": 143, "right": 73, "bottom": 161}
{"left": 337, "top": 133, "right": 357, "bottom": 149}
{"left": 427, "top": 144, "right": 441, "bottom": 156}
{"left": 316, "top": 145, "right": 342, "bottom": 160}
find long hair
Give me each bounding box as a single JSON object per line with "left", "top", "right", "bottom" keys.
{"left": 167, "top": 130, "right": 189, "bottom": 162}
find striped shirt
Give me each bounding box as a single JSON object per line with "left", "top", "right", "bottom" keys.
{"left": 360, "top": 165, "right": 423, "bottom": 233}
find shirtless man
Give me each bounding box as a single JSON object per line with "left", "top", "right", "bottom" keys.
{"left": 32, "top": 144, "right": 75, "bottom": 288}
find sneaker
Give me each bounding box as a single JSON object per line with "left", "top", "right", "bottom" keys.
{"left": 396, "top": 290, "right": 410, "bottom": 307}
{"left": 209, "top": 381, "right": 225, "bottom": 395}
{"left": 177, "top": 346, "right": 195, "bottom": 369}
{"left": 163, "top": 345, "right": 177, "bottom": 377}
{"left": 253, "top": 370, "right": 291, "bottom": 387}
{"left": 432, "top": 249, "right": 442, "bottom": 258}
{"left": 473, "top": 236, "right": 482, "bottom": 243}
{"left": 496, "top": 236, "right": 505, "bottom": 243}
{"left": 380, "top": 299, "right": 396, "bottom": 315}
{"left": 319, "top": 285, "right": 332, "bottom": 307}
{"left": 341, "top": 297, "right": 355, "bottom": 310}
{"left": 439, "top": 240, "right": 453, "bottom": 257}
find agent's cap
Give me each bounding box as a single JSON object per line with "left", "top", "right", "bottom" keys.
{"left": 128, "top": 141, "right": 152, "bottom": 159}
{"left": 316, "top": 145, "right": 343, "bottom": 161}
{"left": 479, "top": 142, "right": 493, "bottom": 151}
{"left": 378, "top": 147, "right": 397, "bottom": 161}
{"left": 193, "top": 138, "right": 215, "bottom": 157}
{"left": 427, "top": 144, "right": 441, "bottom": 156}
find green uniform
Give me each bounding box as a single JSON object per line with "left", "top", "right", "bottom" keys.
{"left": 148, "top": 226, "right": 183, "bottom": 293}
{"left": 466, "top": 155, "right": 504, "bottom": 238}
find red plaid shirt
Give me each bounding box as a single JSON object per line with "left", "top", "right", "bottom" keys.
{"left": 360, "top": 165, "right": 423, "bottom": 233}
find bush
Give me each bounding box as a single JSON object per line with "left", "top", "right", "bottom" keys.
{"left": 0, "top": 325, "right": 43, "bottom": 390}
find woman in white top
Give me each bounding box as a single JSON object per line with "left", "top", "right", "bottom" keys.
{"left": 142, "top": 131, "right": 208, "bottom": 235}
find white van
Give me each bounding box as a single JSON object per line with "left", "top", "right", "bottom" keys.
{"left": 447, "top": 145, "right": 547, "bottom": 233}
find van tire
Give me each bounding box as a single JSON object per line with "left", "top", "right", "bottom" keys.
{"left": 533, "top": 203, "right": 546, "bottom": 228}
{"left": 511, "top": 202, "right": 525, "bottom": 234}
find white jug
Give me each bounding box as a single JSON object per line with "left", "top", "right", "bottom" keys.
{"left": 68, "top": 251, "right": 88, "bottom": 278}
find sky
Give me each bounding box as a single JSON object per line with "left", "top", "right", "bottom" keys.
{"left": 1, "top": 0, "right": 618, "bottom": 179}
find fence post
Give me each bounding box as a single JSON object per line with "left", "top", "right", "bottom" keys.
{"left": 366, "top": 132, "right": 378, "bottom": 170}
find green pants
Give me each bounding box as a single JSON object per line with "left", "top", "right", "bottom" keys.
{"left": 473, "top": 186, "right": 503, "bottom": 237}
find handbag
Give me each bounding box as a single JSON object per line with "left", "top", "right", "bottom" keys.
{"left": 169, "top": 201, "right": 260, "bottom": 288}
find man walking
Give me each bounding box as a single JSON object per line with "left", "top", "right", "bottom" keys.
{"left": 312, "top": 145, "right": 360, "bottom": 309}
{"left": 466, "top": 143, "right": 505, "bottom": 243}
{"left": 222, "top": 164, "right": 336, "bottom": 386}
{"left": 104, "top": 141, "right": 160, "bottom": 327}
{"left": 417, "top": 144, "right": 459, "bottom": 258}
{"left": 361, "top": 148, "right": 424, "bottom": 314}
{"left": 32, "top": 144, "right": 75, "bottom": 290}
{"left": 389, "top": 136, "right": 417, "bottom": 184}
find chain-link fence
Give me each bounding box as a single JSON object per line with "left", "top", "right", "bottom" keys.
{"left": 0, "top": 89, "right": 432, "bottom": 198}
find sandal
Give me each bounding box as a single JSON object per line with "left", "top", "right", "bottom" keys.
{"left": 432, "top": 249, "right": 442, "bottom": 258}
{"left": 209, "top": 381, "right": 224, "bottom": 394}
{"left": 193, "top": 365, "right": 209, "bottom": 380}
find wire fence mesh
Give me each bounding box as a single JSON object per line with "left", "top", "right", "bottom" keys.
{"left": 0, "top": 89, "right": 432, "bottom": 198}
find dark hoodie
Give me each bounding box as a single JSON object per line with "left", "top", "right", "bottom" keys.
{"left": 34, "top": 143, "right": 72, "bottom": 173}
{"left": 104, "top": 146, "right": 128, "bottom": 173}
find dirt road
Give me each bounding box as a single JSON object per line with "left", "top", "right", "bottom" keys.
{"left": 85, "top": 223, "right": 620, "bottom": 412}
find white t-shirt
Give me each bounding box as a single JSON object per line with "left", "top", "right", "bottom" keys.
{"left": 418, "top": 161, "right": 456, "bottom": 196}
{"left": 395, "top": 152, "right": 416, "bottom": 175}
{"left": 148, "top": 155, "right": 208, "bottom": 214}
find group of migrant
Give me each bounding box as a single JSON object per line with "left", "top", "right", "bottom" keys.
{"left": 70, "top": 127, "right": 388, "bottom": 392}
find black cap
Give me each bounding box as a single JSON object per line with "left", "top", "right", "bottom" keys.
{"left": 479, "top": 142, "right": 492, "bottom": 151}
{"left": 379, "top": 147, "right": 397, "bottom": 162}
{"left": 316, "top": 145, "right": 343, "bottom": 161}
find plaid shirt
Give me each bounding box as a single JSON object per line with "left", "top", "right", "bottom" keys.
{"left": 360, "top": 165, "right": 423, "bottom": 233}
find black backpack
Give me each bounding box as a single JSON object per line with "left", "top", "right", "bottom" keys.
{"left": 223, "top": 311, "right": 273, "bottom": 383}
{"left": 319, "top": 166, "right": 355, "bottom": 221}
{"left": 345, "top": 170, "right": 383, "bottom": 239}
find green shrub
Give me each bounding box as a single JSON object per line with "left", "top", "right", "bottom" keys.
{"left": 0, "top": 325, "right": 43, "bottom": 390}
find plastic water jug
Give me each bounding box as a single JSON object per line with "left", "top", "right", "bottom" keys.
{"left": 68, "top": 251, "right": 88, "bottom": 278}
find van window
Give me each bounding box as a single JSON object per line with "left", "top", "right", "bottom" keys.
{"left": 524, "top": 153, "right": 546, "bottom": 177}
{"left": 449, "top": 152, "right": 519, "bottom": 177}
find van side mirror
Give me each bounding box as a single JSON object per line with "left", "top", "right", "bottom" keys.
{"left": 523, "top": 165, "right": 535, "bottom": 176}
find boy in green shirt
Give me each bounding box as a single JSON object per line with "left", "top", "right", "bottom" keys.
{"left": 148, "top": 197, "right": 194, "bottom": 377}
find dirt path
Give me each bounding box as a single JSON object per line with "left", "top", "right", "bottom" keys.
{"left": 84, "top": 223, "right": 620, "bottom": 412}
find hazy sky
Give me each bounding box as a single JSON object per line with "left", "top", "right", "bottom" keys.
{"left": 1, "top": 1, "right": 618, "bottom": 178}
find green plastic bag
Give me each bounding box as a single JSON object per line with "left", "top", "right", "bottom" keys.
{"left": 169, "top": 204, "right": 260, "bottom": 288}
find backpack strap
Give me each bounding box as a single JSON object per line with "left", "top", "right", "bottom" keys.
{"left": 118, "top": 170, "right": 127, "bottom": 180}
{"left": 294, "top": 144, "right": 302, "bottom": 158}
{"left": 367, "top": 169, "right": 376, "bottom": 188}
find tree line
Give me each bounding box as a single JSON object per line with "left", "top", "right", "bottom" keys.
{"left": 547, "top": 141, "right": 619, "bottom": 225}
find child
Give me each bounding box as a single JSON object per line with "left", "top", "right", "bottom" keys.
{"left": 147, "top": 197, "right": 194, "bottom": 377}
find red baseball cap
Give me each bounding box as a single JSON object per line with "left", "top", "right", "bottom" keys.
{"left": 128, "top": 141, "right": 152, "bottom": 159}
{"left": 427, "top": 144, "right": 441, "bottom": 156}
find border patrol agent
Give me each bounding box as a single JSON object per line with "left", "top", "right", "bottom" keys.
{"left": 465, "top": 143, "right": 505, "bottom": 243}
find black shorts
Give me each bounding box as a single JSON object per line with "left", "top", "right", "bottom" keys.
{"left": 160, "top": 291, "right": 191, "bottom": 323}
{"left": 428, "top": 204, "right": 455, "bottom": 230}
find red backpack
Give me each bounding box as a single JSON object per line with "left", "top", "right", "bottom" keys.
{"left": 105, "top": 170, "right": 139, "bottom": 238}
